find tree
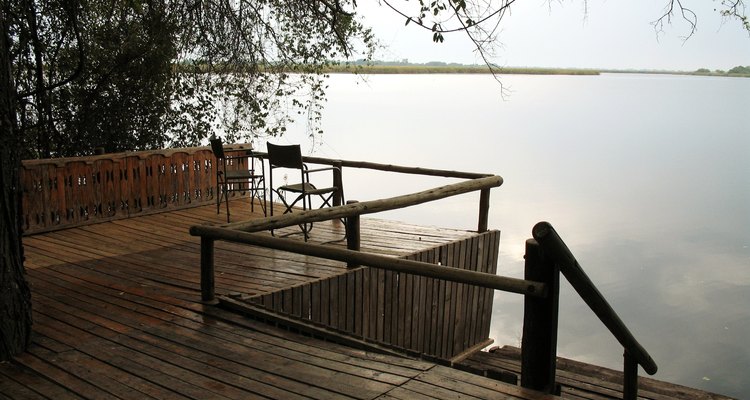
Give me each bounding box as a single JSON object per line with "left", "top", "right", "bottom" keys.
{"left": 1, "top": 0, "right": 374, "bottom": 359}
{"left": 9, "top": 0, "right": 375, "bottom": 158}
{"left": 727, "top": 65, "right": 750, "bottom": 73}
{"left": 0, "top": 5, "right": 32, "bottom": 361}
{"left": 381, "top": 0, "right": 749, "bottom": 67}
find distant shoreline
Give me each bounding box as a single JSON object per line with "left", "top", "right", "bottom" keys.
{"left": 323, "top": 63, "right": 750, "bottom": 77}
{"left": 324, "top": 64, "right": 599, "bottom": 75}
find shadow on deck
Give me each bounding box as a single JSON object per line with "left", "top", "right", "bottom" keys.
{"left": 3, "top": 198, "right": 550, "bottom": 400}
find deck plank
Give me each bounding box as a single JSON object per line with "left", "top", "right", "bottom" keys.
{"left": 458, "top": 346, "right": 735, "bottom": 400}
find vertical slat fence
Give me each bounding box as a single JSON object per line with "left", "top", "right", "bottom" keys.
{"left": 245, "top": 230, "right": 500, "bottom": 360}
{"left": 20, "top": 145, "right": 252, "bottom": 235}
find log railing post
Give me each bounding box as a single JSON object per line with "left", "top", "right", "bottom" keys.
{"left": 521, "top": 238, "right": 560, "bottom": 394}
{"left": 200, "top": 237, "right": 216, "bottom": 303}
{"left": 346, "top": 200, "right": 360, "bottom": 269}
{"left": 333, "top": 161, "right": 343, "bottom": 207}
{"left": 477, "top": 188, "right": 490, "bottom": 232}
{"left": 623, "top": 350, "right": 639, "bottom": 400}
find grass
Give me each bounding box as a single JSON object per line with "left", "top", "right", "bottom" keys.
{"left": 323, "top": 64, "right": 601, "bottom": 75}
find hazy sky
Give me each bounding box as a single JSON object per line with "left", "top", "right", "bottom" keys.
{"left": 356, "top": 1, "right": 750, "bottom": 71}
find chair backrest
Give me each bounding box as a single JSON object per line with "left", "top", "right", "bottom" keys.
{"left": 267, "top": 143, "right": 304, "bottom": 169}
{"left": 209, "top": 137, "right": 225, "bottom": 159}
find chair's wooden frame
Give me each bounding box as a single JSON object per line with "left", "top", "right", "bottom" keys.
{"left": 266, "top": 143, "right": 342, "bottom": 241}
{"left": 210, "top": 138, "right": 266, "bottom": 222}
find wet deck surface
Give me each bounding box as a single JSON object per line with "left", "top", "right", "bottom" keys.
{"left": 2, "top": 199, "right": 554, "bottom": 399}
{"left": 456, "top": 346, "right": 735, "bottom": 399}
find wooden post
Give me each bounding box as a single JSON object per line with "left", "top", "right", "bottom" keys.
{"left": 333, "top": 161, "right": 343, "bottom": 207}
{"left": 521, "top": 238, "right": 560, "bottom": 393}
{"left": 200, "top": 237, "right": 216, "bottom": 303}
{"left": 623, "top": 350, "right": 639, "bottom": 400}
{"left": 346, "top": 200, "right": 360, "bottom": 269}
{"left": 477, "top": 188, "right": 490, "bottom": 232}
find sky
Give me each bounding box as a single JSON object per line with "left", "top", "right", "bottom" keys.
{"left": 354, "top": 0, "right": 750, "bottom": 71}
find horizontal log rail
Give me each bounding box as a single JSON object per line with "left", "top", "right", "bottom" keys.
{"left": 251, "top": 150, "right": 496, "bottom": 231}
{"left": 190, "top": 226, "right": 545, "bottom": 299}
{"left": 222, "top": 175, "right": 502, "bottom": 233}
{"left": 249, "top": 151, "right": 494, "bottom": 180}
{"left": 21, "top": 144, "right": 253, "bottom": 167}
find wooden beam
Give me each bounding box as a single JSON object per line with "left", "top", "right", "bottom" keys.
{"left": 521, "top": 238, "right": 560, "bottom": 393}
{"left": 248, "top": 152, "right": 495, "bottom": 180}
{"left": 219, "top": 175, "right": 503, "bottom": 233}
{"left": 190, "top": 226, "right": 545, "bottom": 297}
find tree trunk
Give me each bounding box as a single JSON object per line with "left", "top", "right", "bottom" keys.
{"left": 0, "top": 6, "right": 32, "bottom": 361}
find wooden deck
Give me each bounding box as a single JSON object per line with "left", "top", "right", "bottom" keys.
{"left": 2, "top": 198, "right": 555, "bottom": 400}
{"left": 457, "top": 346, "right": 734, "bottom": 400}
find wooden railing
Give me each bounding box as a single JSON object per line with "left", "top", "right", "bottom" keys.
{"left": 20, "top": 144, "right": 252, "bottom": 234}
{"left": 248, "top": 152, "right": 495, "bottom": 232}
{"left": 191, "top": 184, "right": 657, "bottom": 399}
{"left": 525, "top": 221, "right": 658, "bottom": 398}
{"left": 17, "top": 147, "right": 496, "bottom": 235}
{"left": 191, "top": 171, "right": 522, "bottom": 361}
{"left": 21, "top": 146, "right": 657, "bottom": 397}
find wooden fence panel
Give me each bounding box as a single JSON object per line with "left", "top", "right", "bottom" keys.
{"left": 93, "top": 158, "right": 119, "bottom": 219}
{"left": 20, "top": 146, "right": 233, "bottom": 234}
{"left": 242, "top": 230, "right": 501, "bottom": 361}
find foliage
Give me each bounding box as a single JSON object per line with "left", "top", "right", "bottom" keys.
{"left": 717, "top": 0, "right": 750, "bottom": 33}
{"left": 728, "top": 65, "right": 750, "bottom": 74}
{"left": 10, "top": 1, "right": 177, "bottom": 158}
{"left": 165, "top": 1, "right": 374, "bottom": 147}
{"left": 325, "top": 63, "right": 599, "bottom": 75}
{"left": 690, "top": 65, "right": 750, "bottom": 76}
{"left": 7, "top": 0, "right": 375, "bottom": 158}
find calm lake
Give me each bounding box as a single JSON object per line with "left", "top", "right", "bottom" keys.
{"left": 276, "top": 73, "right": 750, "bottom": 398}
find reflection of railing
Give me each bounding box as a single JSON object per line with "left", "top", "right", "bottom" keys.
{"left": 20, "top": 145, "right": 251, "bottom": 234}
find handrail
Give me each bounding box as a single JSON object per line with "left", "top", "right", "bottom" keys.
{"left": 245, "top": 151, "right": 496, "bottom": 232}
{"left": 190, "top": 226, "right": 545, "bottom": 298}
{"left": 532, "top": 221, "right": 658, "bottom": 376}
{"left": 21, "top": 143, "right": 253, "bottom": 167}
{"left": 192, "top": 171, "right": 507, "bottom": 304}
{"left": 221, "top": 175, "right": 502, "bottom": 232}
{"left": 250, "top": 151, "right": 493, "bottom": 180}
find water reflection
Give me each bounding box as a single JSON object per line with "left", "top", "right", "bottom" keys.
{"left": 278, "top": 73, "right": 750, "bottom": 398}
